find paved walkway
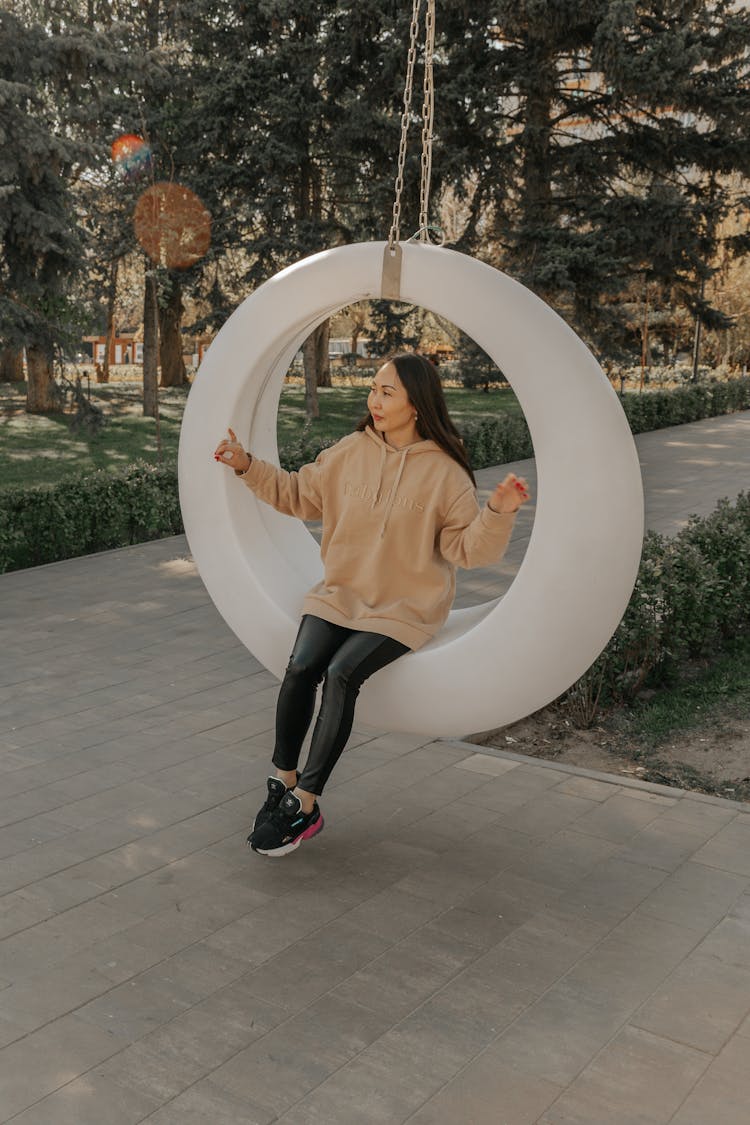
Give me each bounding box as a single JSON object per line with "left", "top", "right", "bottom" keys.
{"left": 0, "top": 411, "right": 748, "bottom": 1124}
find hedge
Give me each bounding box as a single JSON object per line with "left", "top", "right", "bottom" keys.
{"left": 1, "top": 377, "right": 748, "bottom": 574}
{"left": 563, "top": 491, "right": 750, "bottom": 725}
{"left": 0, "top": 461, "right": 182, "bottom": 573}
{"left": 287, "top": 376, "right": 750, "bottom": 473}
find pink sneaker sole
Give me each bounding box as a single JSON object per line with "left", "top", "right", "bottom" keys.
{"left": 254, "top": 814, "right": 324, "bottom": 857}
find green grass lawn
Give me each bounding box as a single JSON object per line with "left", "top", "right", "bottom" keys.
{"left": 610, "top": 638, "right": 750, "bottom": 750}
{"left": 605, "top": 637, "right": 750, "bottom": 800}
{"left": 277, "top": 383, "right": 522, "bottom": 446}
{"left": 0, "top": 380, "right": 522, "bottom": 490}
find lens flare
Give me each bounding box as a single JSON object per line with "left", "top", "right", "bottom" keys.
{"left": 111, "top": 133, "right": 152, "bottom": 179}
{"left": 133, "top": 182, "right": 211, "bottom": 270}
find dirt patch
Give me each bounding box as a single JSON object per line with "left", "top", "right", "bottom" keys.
{"left": 468, "top": 704, "right": 750, "bottom": 800}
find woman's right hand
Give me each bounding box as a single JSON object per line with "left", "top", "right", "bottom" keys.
{"left": 214, "top": 428, "right": 251, "bottom": 473}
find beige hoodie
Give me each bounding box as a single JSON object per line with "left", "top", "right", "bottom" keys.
{"left": 238, "top": 426, "right": 516, "bottom": 651}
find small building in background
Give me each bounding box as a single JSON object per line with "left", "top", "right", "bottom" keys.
{"left": 82, "top": 330, "right": 212, "bottom": 369}
{"left": 328, "top": 338, "right": 372, "bottom": 365}
{"left": 83, "top": 333, "right": 142, "bottom": 366}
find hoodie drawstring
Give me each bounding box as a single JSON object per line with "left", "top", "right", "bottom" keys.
{"left": 371, "top": 443, "right": 387, "bottom": 510}
{"left": 379, "top": 447, "right": 409, "bottom": 539}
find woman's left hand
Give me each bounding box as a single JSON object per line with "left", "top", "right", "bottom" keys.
{"left": 488, "top": 473, "right": 531, "bottom": 514}
{"left": 214, "top": 428, "right": 251, "bottom": 473}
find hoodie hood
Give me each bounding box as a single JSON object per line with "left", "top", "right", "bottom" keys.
{"left": 364, "top": 425, "right": 443, "bottom": 538}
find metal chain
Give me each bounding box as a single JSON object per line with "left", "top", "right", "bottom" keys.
{"left": 418, "top": 0, "right": 436, "bottom": 241}
{"left": 387, "top": 0, "right": 437, "bottom": 249}
{"left": 388, "top": 0, "right": 423, "bottom": 249}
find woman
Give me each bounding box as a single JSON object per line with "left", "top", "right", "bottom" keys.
{"left": 214, "top": 352, "right": 530, "bottom": 857}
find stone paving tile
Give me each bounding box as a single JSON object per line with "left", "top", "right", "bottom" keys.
{"left": 390, "top": 966, "right": 536, "bottom": 1068}
{"left": 656, "top": 794, "right": 740, "bottom": 829}
{"left": 669, "top": 1032, "right": 750, "bottom": 1124}
{"left": 236, "top": 916, "right": 393, "bottom": 1014}
{"left": 632, "top": 951, "right": 750, "bottom": 1055}
{"left": 0, "top": 890, "right": 55, "bottom": 941}
{"left": 481, "top": 983, "right": 638, "bottom": 1088}
{"left": 0, "top": 1014, "right": 30, "bottom": 1051}
{"left": 94, "top": 983, "right": 285, "bottom": 1102}
{"left": 343, "top": 886, "right": 447, "bottom": 942}
{"left": 553, "top": 775, "right": 623, "bottom": 802}
{"left": 332, "top": 925, "right": 481, "bottom": 1023}
{"left": 74, "top": 971, "right": 201, "bottom": 1044}
{"left": 693, "top": 911, "right": 750, "bottom": 970}
{"left": 453, "top": 752, "right": 521, "bottom": 777}
{"left": 537, "top": 1025, "right": 711, "bottom": 1125}
{"left": 493, "top": 789, "right": 602, "bottom": 839}
{"left": 420, "top": 904, "right": 517, "bottom": 951}
{"left": 548, "top": 854, "right": 670, "bottom": 929}
{"left": 616, "top": 815, "right": 728, "bottom": 872}
{"left": 569, "top": 790, "right": 666, "bottom": 843}
{"left": 606, "top": 909, "right": 707, "bottom": 959}
{"left": 390, "top": 801, "right": 504, "bottom": 853}
{"left": 0, "top": 1014, "right": 127, "bottom": 1121}
{"left": 501, "top": 827, "right": 621, "bottom": 891}
{"left": 406, "top": 1060, "right": 564, "bottom": 1125}
{"left": 271, "top": 1034, "right": 458, "bottom": 1125}
{"left": 211, "top": 993, "right": 394, "bottom": 1118}
{"left": 0, "top": 957, "right": 123, "bottom": 1036}
{"left": 637, "top": 860, "right": 748, "bottom": 931}
{"left": 458, "top": 764, "right": 573, "bottom": 814}
{"left": 458, "top": 868, "right": 566, "bottom": 927}
{"left": 689, "top": 816, "right": 750, "bottom": 876}
{"left": 5, "top": 1071, "right": 162, "bottom": 1125}
{"left": 139, "top": 1078, "right": 274, "bottom": 1124}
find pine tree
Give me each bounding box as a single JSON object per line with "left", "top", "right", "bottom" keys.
{"left": 0, "top": 10, "right": 86, "bottom": 410}
{"left": 174, "top": 1, "right": 449, "bottom": 414}
{"left": 436, "top": 0, "right": 750, "bottom": 351}
{"left": 0, "top": 5, "right": 153, "bottom": 411}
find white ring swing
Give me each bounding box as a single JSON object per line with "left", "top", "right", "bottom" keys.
{"left": 178, "top": 239, "right": 644, "bottom": 736}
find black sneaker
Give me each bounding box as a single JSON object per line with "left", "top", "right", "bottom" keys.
{"left": 250, "top": 791, "right": 324, "bottom": 857}
{"left": 248, "top": 773, "right": 299, "bottom": 839}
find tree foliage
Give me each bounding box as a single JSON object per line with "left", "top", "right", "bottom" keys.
{"left": 3, "top": 0, "right": 750, "bottom": 415}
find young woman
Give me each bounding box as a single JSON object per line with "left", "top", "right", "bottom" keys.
{"left": 214, "top": 352, "right": 531, "bottom": 857}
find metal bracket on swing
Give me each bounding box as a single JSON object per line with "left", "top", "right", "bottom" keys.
{"left": 381, "top": 242, "right": 403, "bottom": 300}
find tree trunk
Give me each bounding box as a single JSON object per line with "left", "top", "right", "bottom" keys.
{"left": 26, "top": 345, "right": 57, "bottom": 413}
{"left": 640, "top": 289, "right": 651, "bottom": 389}
{"left": 315, "top": 319, "right": 331, "bottom": 387}
{"left": 158, "top": 275, "right": 187, "bottom": 387}
{"left": 102, "top": 257, "right": 117, "bottom": 383}
{"left": 517, "top": 36, "right": 555, "bottom": 290}
{"left": 0, "top": 347, "right": 24, "bottom": 382}
{"left": 143, "top": 269, "right": 159, "bottom": 417}
{"left": 301, "top": 333, "right": 320, "bottom": 420}
{"left": 691, "top": 277, "right": 706, "bottom": 382}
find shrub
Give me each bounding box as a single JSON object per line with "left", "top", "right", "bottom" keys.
{"left": 563, "top": 491, "right": 750, "bottom": 722}
{"left": 278, "top": 428, "right": 338, "bottom": 472}
{"left": 0, "top": 461, "right": 182, "bottom": 573}
{"left": 620, "top": 377, "right": 750, "bottom": 435}
{"left": 458, "top": 415, "right": 533, "bottom": 469}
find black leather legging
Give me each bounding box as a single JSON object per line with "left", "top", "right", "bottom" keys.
{"left": 272, "top": 615, "right": 410, "bottom": 796}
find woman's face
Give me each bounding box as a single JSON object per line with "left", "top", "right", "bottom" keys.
{"left": 367, "top": 363, "right": 416, "bottom": 437}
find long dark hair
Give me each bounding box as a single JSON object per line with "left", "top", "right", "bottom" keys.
{"left": 356, "top": 352, "right": 476, "bottom": 486}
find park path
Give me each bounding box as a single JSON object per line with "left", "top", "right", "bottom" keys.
{"left": 0, "top": 411, "right": 748, "bottom": 1123}
{"left": 458, "top": 407, "right": 750, "bottom": 606}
